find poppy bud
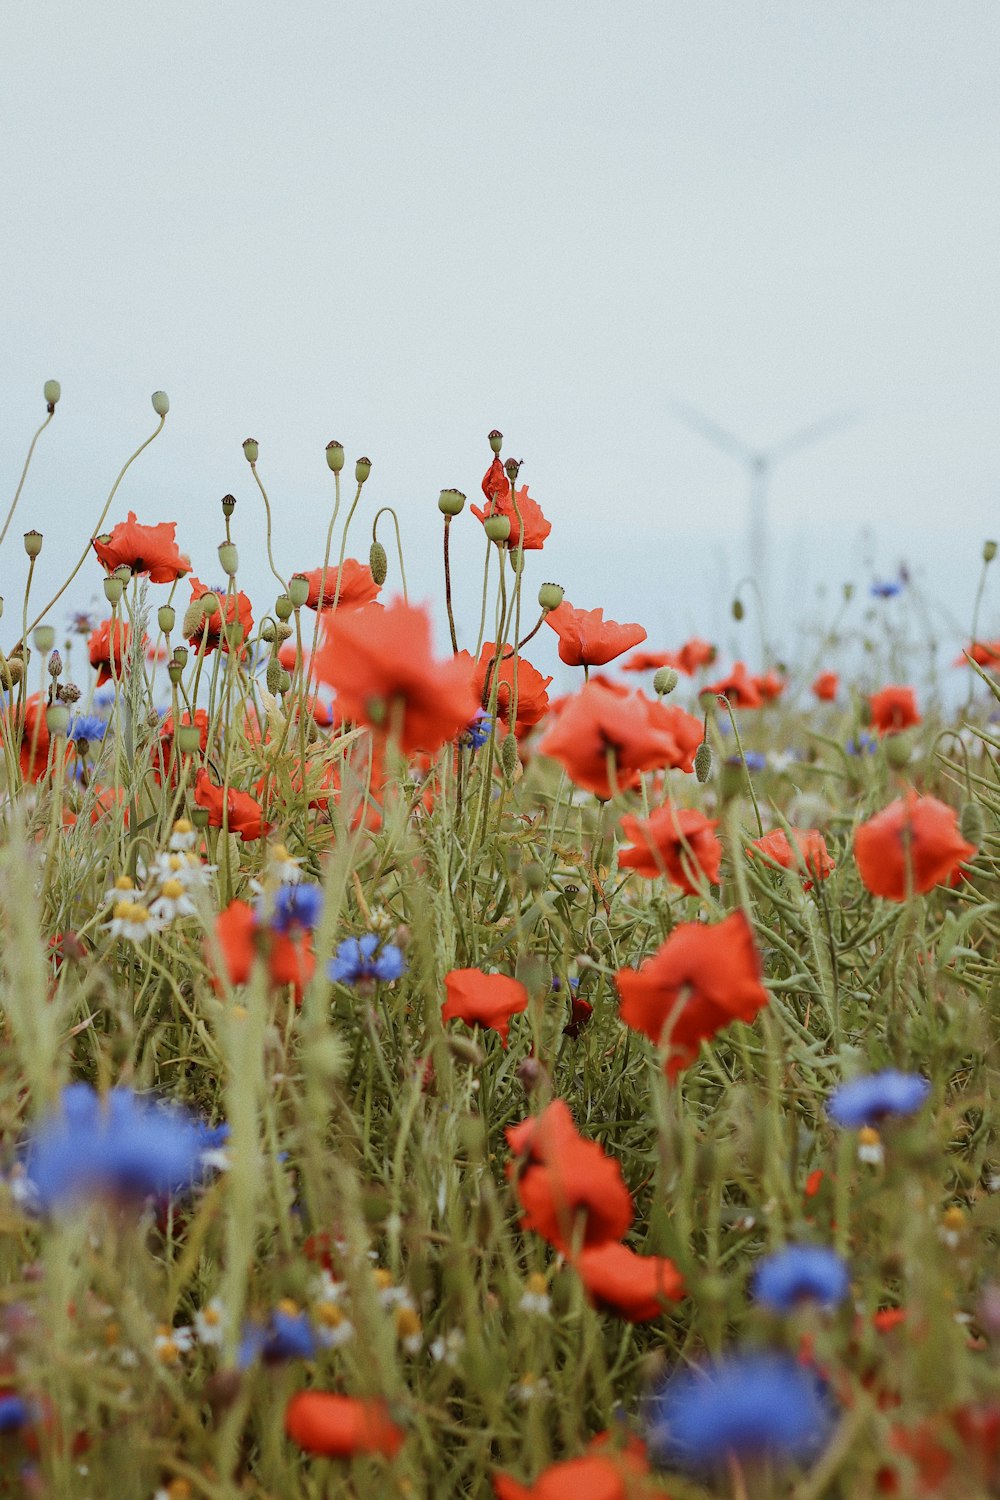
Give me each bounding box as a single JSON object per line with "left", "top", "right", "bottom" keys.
{"left": 732, "top": 597, "right": 745, "bottom": 621}
{"left": 0, "top": 597, "right": 3, "bottom": 620}
{"left": 504, "top": 457, "right": 522, "bottom": 482}
{"left": 276, "top": 622, "right": 293, "bottom": 643}
{"left": 221, "top": 493, "right": 237, "bottom": 518}
{"left": 960, "top": 799, "right": 986, "bottom": 847}
{"left": 172, "top": 645, "right": 189, "bottom": 667}
{"left": 275, "top": 593, "right": 293, "bottom": 621}
{"left": 191, "top": 807, "right": 211, "bottom": 829}
{"left": 0, "top": 659, "right": 23, "bottom": 688}
{"left": 23, "top": 530, "right": 43, "bottom": 559}
{"left": 218, "top": 541, "right": 239, "bottom": 577}
{"left": 488, "top": 429, "right": 503, "bottom": 454}
{"left": 151, "top": 390, "right": 170, "bottom": 417}
{"left": 694, "top": 741, "right": 713, "bottom": 783}
{"left": 883, "top": 733, "right": 911, "bottom": 769}
{"left": 167, "top": 660, "right": 184, "bottom": 686}
{"left": 438, "top": 488, "right": 466, "bottom": 516}
{"left": 158, "top": 605, "right": 176, "bottom": 634}
{"left": 266, "top": 658, "right": 286, "bottom": 695}
{"left": 200, "top": 593, "right": 222, "bottom": 621}
{"left": 44, "top": 378, "right": 61, "bottom": 409}
{"left": 653, "top": 666, "right": 679, "bottom": 696}
{"left": 985, "top": 539, "right": 998, "bottom": 564}
{"left": 508, "top": 549, "right": 526, "bottom": 576}
{"left": 182, "top": 600, "right": 205, "bottom": 637}
{"left": 537, "top": 581, "right": 564, "bottom": 612}
{"left": 176, "top": 725, "right": 202, "bottom": 753}
{"left": 369, "top": 540, "right": 388, "bottom": 585}
{"left": 45, "top": 704, "right": 70, "bottom": 736}
{"left": 260, "top": 621, "right": 276, "bottom": 643}
{"left": 47, "top": 651, "right": 62, "bottom": 679}
{"left": 446, "top": 1034, "right": 486, "bottom": 1068}
{"left": 104, "top": 577, "right": 124, "bottom": 607}
{"left": 287, "top": 575, "right": 310, "bottom": 609}
{"left": 516, "top": 1056, "right": 544, "bottom": 1093}
{"left": 355, "top": 456, "right": 372, "bottom": 484}
{"left": 33, "top": 625, "right": 55, "bottom": 653}
{"left": 500, "top": 733, "right": 520, "bottom": 782}
{"left": 523, "top": 860, "right": 546, "bottom": 892}
{"left": 484, "top": 515, "right": 511, "bottom": 543}
{"left": 243, "top": 438, "right": 259, "bottom": 463}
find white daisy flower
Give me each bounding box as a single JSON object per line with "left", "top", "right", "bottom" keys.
{"left": 149, "top": 878, "right": 198, "bottom": 923}
{"left": 193, "top": 1298, "right": 227, "bottom": 1348}
{"left": 519, "top": 1272, "right": 551, "bottom": 1316}
{"left": 107, "top": 901, "right": 164, "bottom": 943}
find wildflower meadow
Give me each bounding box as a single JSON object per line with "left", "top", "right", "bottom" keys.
{"left": 1, "top": 385, "right": 1000, "bottom": 1500}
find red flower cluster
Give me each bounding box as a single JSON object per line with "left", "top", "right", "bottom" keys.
{"left": 854, "top": 792, "right": 975, "bottom": 900}
{"left": 92, "top": 512, "right": 190, "bottom": 582}
{"left": 617, "top": 805, "right": 722, "bottom": 894}
{"left": 544, "top": 602, "right": 647, "bottom": 668}
{"left": 748, "top": 827, "right": 835, "bottom": 890}
{"left": 616, "top": 911, "right": 770, "bottom": 1078}
{"left": 471, "top": 459, "right": 552, "bottom": 550}
{"left": 442, "top": 969, "right": 529, "bottom": 1047}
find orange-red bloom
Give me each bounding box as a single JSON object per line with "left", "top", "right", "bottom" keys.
{"left": 92, "top": 511, "right": 190, "bottom": 582}
{"left": 753, "top": 668, "right": 785, "bottom": 702}
{"left": 492, "top": 1436, "right": 655, "bottom": 1500}
{"left": 622, "top": 649, "right": 677, "bottom": 673}
{"left": 574, "top": 1241, "right": 684, "bottom": 1322}
{"left": 704, "top": 661, "right": 762, "bottom": 708}
{"left": 811, "top": 671, "right": 839, "bottom": 702}
{"left": 649, "top": 703, "right": 703, "bottom": 773}
{"left": 456, "top": 642, "right": 553, "bottom": 735}
{"left": 748, "top": 828, "right": 835, "bottom": 891}
{"left": 187, "top": 577, "right": 254, "bottom": 655}
{"left": 194, "top": 768, "right": 269, "bottom": 841}
{"left": 957, "top": 640, "right": 1000, "bottom": 669}
{"left": 616, "top": 912, "right": 770, "bottom": 1078}
{"left": 673, "top": 637, "right": 716, "bottom": 675}
{"left": 442, "top": 968, "right": 530, "bottom": 1047}
{"left": 152, "top": 709, "right": 208, "bottom": 784}
{"left": 12, "top": 694, "right": 57, "bottom": 782}
{"left": 868, "top": 685, "right": 920, "bottom": 736}
{"left": 537, "top": 682, "right": 683, "bottom": 800}
{"left": 544, "top": 602, "right": 647, "bottom": 668}
{"left": 618, "top": 806, "right": 721, "bottom": 893}
{"left": 88, "top": 618, "right": 139, "bottom": 686}
{"left": 292, "top": 560, "right": 381, "bottom": 612}
{"left": 311, "top": 599, "right": 480, "bottom": 755}
{"left": 211, "top": 900, "right": 314, "bottom": 1003}
{"left": 471, "top": 461, "right": 552, "bottom": 550}
{"left": 505, "top": 1099, "right": 633, "bottom": 1254}
{"left": 285, "top": 1390, "right": 404, "bottom": 1460}
{"left": 853, "top": 792, "right": 975, "bottom": 900}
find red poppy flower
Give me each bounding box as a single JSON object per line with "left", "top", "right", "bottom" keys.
{"left": 618, "top": 806, "right": 722, "bottom": 893}
{"left": 748, "top": 828, "right": 835, "bottom": 891}
{"left": 644, "top": 701, "right": 703, "bottom": 773}
{"left": 194, "top": 768, "right": 269, "bottom": 841}
{"left": 704, "top": 661, "right": 762, "bottom": 708}
{"left": 92, "top": 512, "right": 190, "bottom": 582}
{"left": 88, "top": 619, "right": 140, "bottom": 686}
{"left": 211, "top": 900, "right": 315, "bottom": 1004}
{"left": 493, "top": 1434, "right": 654, "bottom": 1500}
{"left": 187, "top": 577, "right": 254, "bottom": 655}
{"left": 853, "top": 792, "right": 975, "bottom": 900}
{"left": 622, "top": 649, "right": 677, "bottom": 673}
{"left": 284, "top": 1391, "right": 404, "bottom": 1460}
{"left": 674, "top": 637, "right": 717, "bottom": 675}
{"left": 753, "top": 668, "right": 785, "bottom": 702}
{"left": 505, "top": 1099, "right": 633, "bottom": 1254}
{"left": 442, "top": 968, "right": 529, "bottom": 1047}
{"left": 536, "top": 682, "right": 683, "bottom": 800}
{"left": 455, "top": 642, "right": 552, "bottom": 736}
{"left": 544, "top": 602, "right": 647, "bottom": 668}
{"left": 152, "top": 709, "right": 208, "bottom": 784}
{"left": 957, "top": 640, "right": 1000, "bottom": 668}
{"left": 471, "top": 463, "right": 552, "bottom": 550}
{"left": 812, "top": 671, "right": 839, "bottom": 702}
{"left": 311, "top": 599, "right": 479, "bottom": 755}
{"left": 868, "top": 685, "right": 920, "bottom": 736}
{"left": 292, "top": 560, "right": 381, "bottom": 612}
{"left": 574, "top": 1241, "right": 684, "bottom": 1322}
{"left": 12, "top": 694, "right": 57, "bottom": 782}
{"left": 616, "top": 911, "right": 770, "bottom": 1078}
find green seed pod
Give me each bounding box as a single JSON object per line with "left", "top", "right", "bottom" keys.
{"left": 158, "top": 605, "right": 176, "bottom": 635}
{"left": 275, "top": 593, "right": 293, "bottom": 622}
{"left": 151, "top": 390, "right": 170, "bottom": 416}
{"left": 883, "top": 732, "right": 912, "bottom": 768}
{"left": 369, "top": 540, "right": 388, "bottom": 586}
{"left": 242, "top": 437, "right": 259, "bottom": 463}
{"left": 653, "top": 666, "right": 679, "bottom": 697}
{"left": 176, "top": 725, "right": 202, "bottom": 754}
{"left": 488, "top": 429, "right": 503, "bottom": 454}
{"left": 218, "top": 541, "right": 239, "bottom": 577}
{"left": 500, "top": 733, "right": 520, "bottom": 782}
{"left": 45, "top": 704, "right": 70, "bottom": 737}
{"left": 0, "top": 658, "right": 23, "bottom": 689}
{"left": 191, "top": 807, "right": 211, "bottom": 829}
{"left": 355, "top": 456, "right": 372, "bottom": 484}
{"left": 104, "top": 577, "right": 124, "bottom": 607}
{"left": 326, "top": 440, "right": 345, "bottom": 473}
{"left": 167, "top": 660, "right": 184, "bottom": 686}
{"left": 43, "top": 379, "right": 61, "bottom": 408}
{"left": 985, "top": 539, "right": 998, "bottom": 564}
{"left": 287, "top": 575, "right": 310, "bottom": 609}
{"left": 438, "top": 488, "right": 466, "bottom": 516}
{"left": 537, "top": 581, "right": 564, "bottom": 612}
{"left": 484, "top": 515, "right": 511, "bottom": 543}
{"left": 694, "top": 741, "right": 713, "bottom": 783}
{"left": 732, "top": 597, "right": 745, "bottom": 621}
{"left": 523, "top": 861, "right": 546, "bottom": 893}
{"left": 960, "top": 799, "right": 986, "bottom": 847}
{"left": 23, "top": 530, "right": 43, "bottom": 559}
{"left": 221, "top": 493, "right": 236, "bottom": 518}
{"left": 33, "top": 625, "right": 55, "bottom": 653}
{"left": 172, "top": 645, "right": 189, "bottom": 667}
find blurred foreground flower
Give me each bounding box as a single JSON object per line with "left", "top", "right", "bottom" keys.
{"left": 827, "top": 1070, "right": 930, "bottom": 1128}
{"left": 854, "top": 792, "right": 975, "bottom": 900}
{"left": 752, "top": 1245, "right": 850, "bottom": 1311}
{"left": 284, "top": 1390, "right": 404, "bottom": 1459}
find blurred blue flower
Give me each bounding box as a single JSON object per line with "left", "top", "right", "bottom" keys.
{"left": 465, "top": 710, "right": 493, "bottom": 750}
{"left": 827, "top": 1070, "right": 930, "bottom": 1128}
{"left": 329, "top": 934, "right": 406, "bottom": 986}
{"left": 24, "top": 1084, "right": 208, "bottom": 1210}
{"left": 870, "top": 579, "right": 903, "bottom": 599}
{"left": 238, "top": 1309, "right": 317, "bottom": 1368}
{"left": 69, "top": 715, "right": 108, "bottom": 747}
{"left": 727, "top": 751, "right": 766, "bottom": 774}
{"left": 0, "top": 1395, "right": 30, "bottom": 1431}
{"left": 752, "top": 1245, "right": 850, "bottom": 1312}
{"left": 846, "top": 732, "right": 877, "bottom": 756}
{"left": 270, "top": 884, "right": 322, "bottom": 932}
{"left": 649, "top": 1352, "right": 835, "bottom": 1469}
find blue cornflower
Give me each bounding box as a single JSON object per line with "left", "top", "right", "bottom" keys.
{"left": 238, "top": 1309, "right": 317, "bottom": 1368}
{"left": 23, "top": 1084, "right": 209, "bottom": 1210}
{"left": 752, "top": 1245, "right": 851, "bottom": 1312}
{"left": 846, "top": 731, "right": 877, "bottom": 756}
{"left": 827, "top": 1070, "right": 930, "bottom": 1128}
{"left": 328, "top": 934, "right": 407, "bottom": 986}
{"left": 464, "top": 710, "right": 493, "bottom": 750}
{"left": 870, "top": 578, "right": 903, "bottom": 599}
{"left": 270, "top": 883, "right": 323, "bottom": 932}
{"left": 649, "top": 1352, "right": 835, "bottom": 1469}
{"left": 68, "top": 715, "right": 109, "bottom": 748}
{"left": 0, "top": 1395, "right": 30, "bottom": 1432}
{"left": 727, "top": 751, "right": 766, "bottom": 774}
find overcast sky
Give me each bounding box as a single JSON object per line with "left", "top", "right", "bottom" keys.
{"left": 2, "top": 2, "right": 998, "bottom": 680}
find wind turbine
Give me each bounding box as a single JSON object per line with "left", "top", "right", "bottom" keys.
{"left": 673, "top": 403, "right": 860, "bottom": 635}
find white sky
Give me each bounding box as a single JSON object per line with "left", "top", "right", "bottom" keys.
{"left": 2, "top": 2, "right": 999, "bottom": 675}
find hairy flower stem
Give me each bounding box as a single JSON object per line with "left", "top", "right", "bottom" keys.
{"left": 0, "top": 407, "right": 54, "bottom": 552}
{"left": 372, "top": 506, "right": 407, "bottom": 601}
{"left": 248, "top": 460, "right": 288, "bottom": 594}
{"left": 443, "top": 516, "right": 459, "bottom": 653}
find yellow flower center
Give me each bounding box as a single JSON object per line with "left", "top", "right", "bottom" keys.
{"left": 160, "top": 879, "right": 185, "bottom": 900}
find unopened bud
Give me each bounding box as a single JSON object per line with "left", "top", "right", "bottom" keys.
{"left": 23, "top": 530, "right": 43, "bottom": 559}
{"left": 523, "top": 860, "right": 546, "bottom": 892}
{"left": 33, "top": 625, "right": 55, "bottom": 653}
{"left": 515, "top": 1056, "right": 544, "bottom": 1093}
{"left": 488, "top": 429, "right": 503, "bottom": 455}
{"left": 446, "top": 1034, "right": 485, "bottom": 1068}
{"left": 181, "top": 601, "right": 205, "bottom": 637}
{"left": 732, "top": 597, "right": 745, "bottom": 621}
{"left": 191, "top": 806, "right": 211, "bottom": 829}
{"left": 0, "top": 658, "right": 23, "bottom": 688}
{"left": 438, "top": 488, "right": 466, "bottom": 516}
{"left": 325, "top": 441, "right": 345, "bottom": 473}
{"left": 43, "top": 379, "right": 61, "bottom": 409}
{"left": 484, "top": 515, "right": 511, "bottom": 543}
{"left": 218, "top": 541, "right": 239, "bottom": 577}
{"left": 653, "top": 666, "right": 679, "bottom": 697}
{"left": 287, "top": 575, "right": 310, "bottom": 609}
{"left": 984, "top": 539, "right": 998, "bottom": 564}
{"left": 508, "top": 548, "right": 526, "bottom": 576}
{"left": 221, "top": 493, "right": 236, "bottom": 518}
{"left": 158, "top": 605, "right": 176, "bottom": 634}
{"left": 504, "top": 457, "right": 522, "bottom": 483}
{"left": 276, "top": 622, "right": 293, "bottom": 643}
{"left": 355, "top": 456, "right": 372, "bottom": 484}
{"left": 884, "top": 733, "right": 912, "bottom": 769}
{"left": 960, "top": 799, "right": 986, "bottom": 847}
{"left": 45, "top": 704, "right": 70, "bottom": 736}
{"left": 369, "top": 540, "right": 388, "bottom": 585}
{"left": 275, "top": 593, "right": 293, "bottom": 622}
{"left": 260, "top": 621, "right": 276, "bottom": 643}
{"left": 47, "top": 651, "right": 62, "bottom": 679}
{"left": 151, "top": 390, "right": 170, "bottom": 417}
{"left": 104, "top": 577, "right": 124, "bottom": 607}
{"left": 266, "top": 658, "right": 285, "bottom": 695}
{"left": 694, "top": 741, "right": 713, "bottom": 783}
{"left": 500, "top": 733, "right": 520, "bottom": 782}
{"left": 176, "top": 725, "right": 202, "bottom": 754}
{"left": 537, "top": 581, "right": 564, "bottom": 612}
{"left": 242, "top": 438, "right": 259, "bottom": 463}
